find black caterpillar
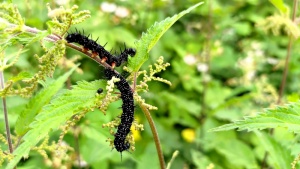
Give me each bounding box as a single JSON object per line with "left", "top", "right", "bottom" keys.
{"left": 65, "top": 29, "right": 136, "bottom": 155}
{"left": 97, "top": 88, "right": 103, "bottom": 94}
{"left": 65, "top": 30, "right": 136, "bottom": 67}
{"left": 104, "top": 68, "right": 134, "bottom": 153}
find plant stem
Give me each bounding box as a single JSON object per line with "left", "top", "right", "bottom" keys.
{"left": 73, "top": 126, "right": 81, "bottom": 168}
{"left": 277, "top": 0, "right": 298, "bottom": 104}
{"left": 133, "top": 72, "right": 137, "bottom": 90}
{"left": 8, "top": 23, "right": 115, "bottom": 71}
{"left": 199, "top": 0, "right": 212, "bottom": 140}
{"left": 166, "top": 150, "right": 179, "bottom": 169}
{"left": 139, "top": 102, "right": 165, "bottom": 169}
{"left": 0, "top": 71, "right": 14, "bottom": 153}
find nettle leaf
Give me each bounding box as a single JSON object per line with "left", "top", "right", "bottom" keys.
{"left": 15, "top": 66, "right": 78, "bottom": 136}
{"left": 215, "top": 139, "right": 258, "bottom": 168}
{"left": 210, "top": 102, "right": 300, "bottom": 133}
{"left": 254, "top": 131, "right": 295, "bottom": 169}
{"left": 6, "top": 80, "right": 106, "bottom": 169}
{"left": 127, "top": 2, "right": 204, "bottom": 72}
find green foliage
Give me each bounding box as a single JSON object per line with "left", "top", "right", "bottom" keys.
{"left": 128, "top": 2, "right": 204, "bottom": 72}
{"left": 46, "top": 4, "right": 90, "bottom": 34}
{"left": 210, "top": 101, "right": 300, "bottom": 133}
{"left": 254, "top": 131, "right": 294, "bottom": 169}
{"left": 6, "top": 79, "right": 106, "bottom": 169}
{"left": 269, "top": 0, "right": 289, "bottom": 15}
{"left": 215, "top": 138, "right": 258, "bottom": 168}
{"left": 17, "top": 40, "right": 66, "bottom": 97}
{"left": 1, "top": 0, "right": 300, "bottom": 169}
{"left": 257, "top": 0, "right": 299, "bottom": 39}
{"left": 0, "top": 2, "right": 24, "bottom": 27}
{"left": 0, "top": 2, "right": 92, "bottom": 98}
{"left": 15, "top": 66, "right": 78, "bottom": 136}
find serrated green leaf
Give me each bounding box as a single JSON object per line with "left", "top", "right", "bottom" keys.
{"left": 255, "top": 131, "right": 294, "bottom": 169}
{"left": 1, "top": 31, "right": 48, "bottom": 49}
{"left": 209, "top": 102, "right": 300, "bottom": 133}
{"left": 6, "top": 80, "right": 106, "bottom": 169}
{"left": 23, "top": 31, "right": 49, "bottom": 47}
{"left": 127, "top": 2, "right": 204, "bottom": 72}
{"left": 15, "top": 66, "right": 78, "bottom": 136}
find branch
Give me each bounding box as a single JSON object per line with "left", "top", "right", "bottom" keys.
{"left": 138, "top": 102, "right": 165, "bottom": 169}
{"left": 0, "top": 71, "right": 13, "bottom": 153}
{"left": 277, "top": 0, "right": 298, "bottom": 104}
{"left": 7, "top": 23, "right": 116, "bottom": 71}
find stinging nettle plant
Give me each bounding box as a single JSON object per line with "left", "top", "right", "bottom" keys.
{"left": 0, "top": 2, "right": 204, "bottom": 169}
{"left": 211, "top": 0, "right": 300, "bottom": 168}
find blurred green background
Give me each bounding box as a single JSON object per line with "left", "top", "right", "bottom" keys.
{"left": 2, "top": 0, "right": 300, "bottom": 168}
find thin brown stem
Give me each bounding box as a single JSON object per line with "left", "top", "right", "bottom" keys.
{"left": 8, "top": 23, "right": 115, "bottom": 70}
{"left": 277, "top": 0, "right": 298, "bottom": 104}
{"left": 0, "top": 71, "right": 14, "bottom": 153}
{"left": 138, "top": 102, "right": 165, "bottom": 169}
{"left": 277, "top": 40, "right": 294, "bottom": 104}
{"left": 261, "top": 152, "right": 269, "bottom": 169}
{"left": 73, "top": 127, "right": 81, "bottom": 168}
{"left": 65, "top": 43, "right": 110, "bottom": 68}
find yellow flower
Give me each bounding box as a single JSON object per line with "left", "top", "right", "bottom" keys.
{"left": 181, "top": 128, "right": 195, "bottom": 143}
{"left": 131, "top": 126, "right": 142, "bottom": 141}
{"left": 131, "top": 115, "right": 143, "bottom": 142}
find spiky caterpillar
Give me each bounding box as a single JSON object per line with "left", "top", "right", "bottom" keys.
{"left": 65, "top": 30, "right": 136, "bottom": 67}
{"left": 104, "top": 68, "right": 134, "bottom": 153}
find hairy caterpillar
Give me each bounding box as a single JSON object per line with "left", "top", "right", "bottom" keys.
{"left": 65, "top": 29, "right": 136, "bottom": 67}
{"left": 65, "top": 29, "right": 136, "bottom": 157}
{"left": 104, "top": 68, "right": 134, "bottom": 153}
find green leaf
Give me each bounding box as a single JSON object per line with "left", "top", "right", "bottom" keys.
{"left": 254, "top": 131, "right": 294, "bottom": 169}
{"left": 80, "top": 125, "right": 112, "bottom": 167}
{"left": 269, "top": 0, "right": 289, "bottom": 15}
{"left": 136, "top": 144, "right": 160, "bottom": 169}
{"left": 209, "top": 102, "right": 300, "bottom": 133}
{"left": 6, "top": 80, "right": 106, "bottom": 169}
{"left": 191, "top": 150, "right": 221, "bottom": 169}
{"left": 215, "top": 139, "right": 258, "bottom": 168}
{"left": 160, "top": 91, "right": 201, "bottom": 127}
{"left": 15, "top": 66, "right": 78, "bottom": 136}
{"left": 127, "top": 2, "right": 204, "bottom": 72}
{"left": 8, "top": 71, "right": 32, "bottom": 82}
{"left": 232, "top": 22, "right": 251, "bottom": 36}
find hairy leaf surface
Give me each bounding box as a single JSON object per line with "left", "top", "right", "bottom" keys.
{"left": 210, "top": 102, "right": 300, "bottom": 133}
{"left": 6, "top": 80, "right": 106, "bottom": 169}
{"left": 15, "top": 66, "right": 77, "bottom": 136}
